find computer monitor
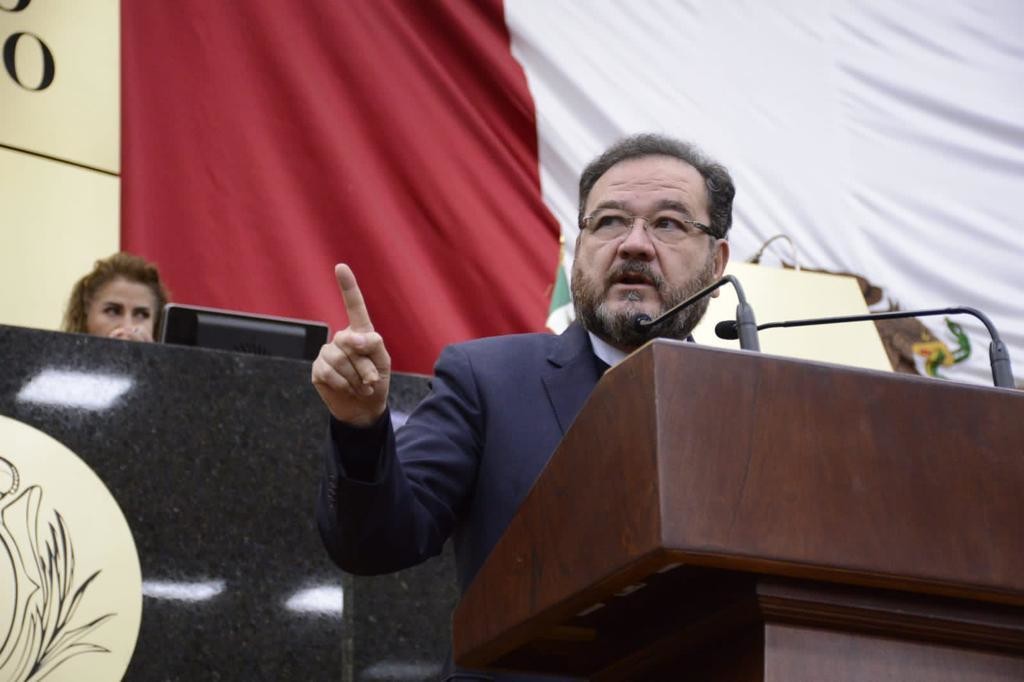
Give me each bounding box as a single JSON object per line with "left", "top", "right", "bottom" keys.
{"left": 160, "top": 304, "right": 328, "bottom": 361}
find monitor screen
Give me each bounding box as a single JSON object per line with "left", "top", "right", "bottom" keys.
{"left": 160, "top": 304, "right": 328, "bottom": 361}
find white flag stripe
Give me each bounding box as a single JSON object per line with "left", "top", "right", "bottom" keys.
{"left": 507, "top": 0, "right": 1024, "bottom": 386}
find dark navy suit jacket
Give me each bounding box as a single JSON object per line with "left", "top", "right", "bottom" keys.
{"left": 317, "top": 322, "right": 605, "bottom": 594}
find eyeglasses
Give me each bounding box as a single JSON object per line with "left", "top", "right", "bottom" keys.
{"left": 581, "top": 209, "right": 716, "bottom": 245}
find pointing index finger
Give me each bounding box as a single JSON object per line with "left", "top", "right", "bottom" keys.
{"left": 335, "top": 263, "right": 374, "bottom": 332}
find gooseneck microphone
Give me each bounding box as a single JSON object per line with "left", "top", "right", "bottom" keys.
{"left": 715, "top": 307, "right": 1015, "bottom": 389}
{"left": 633, "top": 274, "right": 761, "bottom": 351}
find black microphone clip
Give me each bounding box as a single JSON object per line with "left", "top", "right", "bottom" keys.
{"left": 715, "top": 319, "right": 740, "bottom": 340}
{"left": 632, "top": 313, "right": 653, "bottom": 332}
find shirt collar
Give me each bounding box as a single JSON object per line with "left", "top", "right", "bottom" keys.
{"left": 587, "top": 331, "right": 628, "bottom": 368}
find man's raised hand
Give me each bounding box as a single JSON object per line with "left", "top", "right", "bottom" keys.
{"left": 311, "top": 264, "right": 391, "bottom": 426}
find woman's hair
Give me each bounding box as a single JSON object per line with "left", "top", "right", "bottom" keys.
{"left": 62, "top": 252, "right": 170, "bottom": 336}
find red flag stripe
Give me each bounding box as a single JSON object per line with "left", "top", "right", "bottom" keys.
{"left": 122, "top": 0, "right": 558, "bottom": 373}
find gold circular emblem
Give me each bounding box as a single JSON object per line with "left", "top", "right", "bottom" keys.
{"left": 0, "top": 415, "right": 141, "bottom": 681}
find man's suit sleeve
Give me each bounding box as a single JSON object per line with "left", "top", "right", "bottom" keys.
{"left": 316, "top": 343, "right": 483, "bottom": 575}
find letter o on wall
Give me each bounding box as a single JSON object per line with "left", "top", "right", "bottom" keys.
{"left": 0, "top": 1, "right": 33, "bottom": 12}
{"left": 3, "top": 32, "right": 55, "bottom": 90}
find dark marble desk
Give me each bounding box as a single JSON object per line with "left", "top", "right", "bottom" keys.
{"left": 0, "top": 324, "right": 457, "bottom": 681}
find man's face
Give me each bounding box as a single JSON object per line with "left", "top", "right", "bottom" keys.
{"left": 571, "top": 155, "right": 729, "bottom": 351}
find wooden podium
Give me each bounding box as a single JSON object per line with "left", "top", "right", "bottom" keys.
{"left": 452, "top": 341, "right": 1024, "bottom": 680}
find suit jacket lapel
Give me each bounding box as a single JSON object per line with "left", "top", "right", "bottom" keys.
{"left": 542, "top": 323, "right": 603, "bottom": 435}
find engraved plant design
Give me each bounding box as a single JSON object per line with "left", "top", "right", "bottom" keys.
{"left": 0, "top": 456, "right": 115, "bottom": 681}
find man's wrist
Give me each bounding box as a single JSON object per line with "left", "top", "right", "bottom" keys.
{"left": 329, "top": 409, "right": 390, "bottom": 481}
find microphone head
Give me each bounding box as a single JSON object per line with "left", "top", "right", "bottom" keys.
{"left": 715, "top": 320, "right": 740, "bottom": 340}
{"left": 632, "top": 314, "right": 653, "bottom": 332}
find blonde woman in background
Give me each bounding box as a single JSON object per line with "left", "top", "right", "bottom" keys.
{"left": 62, "top": 252, "right": 170, "bottom": 342}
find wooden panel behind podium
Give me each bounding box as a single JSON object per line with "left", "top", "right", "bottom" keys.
{"left": 453, "top": 341, "right": 1024, "bottom": 680}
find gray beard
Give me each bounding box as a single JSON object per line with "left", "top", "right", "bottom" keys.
{"left": 571, "top": 256, "right": 717, "bottom": 351}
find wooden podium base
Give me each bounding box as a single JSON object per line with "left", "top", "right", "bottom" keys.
{"left": 592, "top": 575, "right": 1024, "bottom": 682}
{"left": 475, "top": 567, "right": 1024, "bottom": 680}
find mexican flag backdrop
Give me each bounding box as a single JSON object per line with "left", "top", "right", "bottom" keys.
{"left": 122, "top": 1, "right": 1024, "bottom": 385}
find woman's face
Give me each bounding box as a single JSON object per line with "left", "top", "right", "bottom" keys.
{"left": 84, "top": 277, "right": 158, "bottom": 342}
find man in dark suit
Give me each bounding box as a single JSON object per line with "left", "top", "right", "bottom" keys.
{"left": 313, "top": 133, "right": 734, "bottom": 679}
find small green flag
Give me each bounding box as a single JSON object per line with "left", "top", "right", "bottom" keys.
{"left": 546, "top": 258, "right": 573, "bottom": 333}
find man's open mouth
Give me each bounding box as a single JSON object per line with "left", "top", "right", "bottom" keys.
{"left": 611, "top": 272, "right": 655, "bottom": 287}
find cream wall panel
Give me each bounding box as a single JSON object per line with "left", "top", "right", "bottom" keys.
{"left": 693, "top": 262, "right": 892, "bottom": 373}
{"left": 0, "top": 147, "right": 119, "bottom": 331}
{"left": 0, "top": 0, "right": 119, "bottom": 173}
